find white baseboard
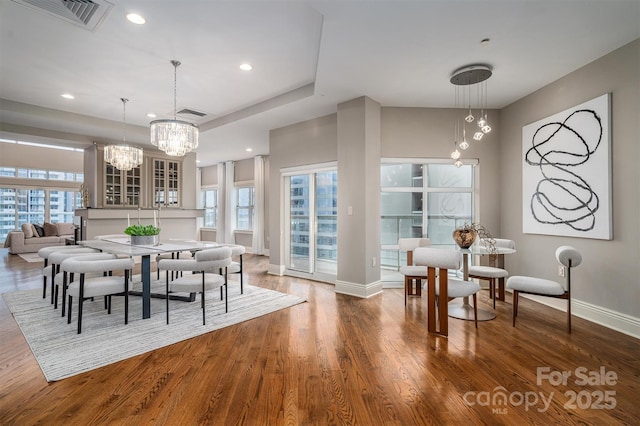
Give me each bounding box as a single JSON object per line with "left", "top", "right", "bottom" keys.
{"left": 335, "top": 280, "right": 383, "bottom": 298}
{"left": 519, "top": 293, "right": 639, "bottom": 339}
{"left": 268, "top": 263, "right": 285, "bottom": 276}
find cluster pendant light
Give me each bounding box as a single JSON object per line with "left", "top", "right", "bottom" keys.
{"left": 150, "top": 60, "right": 199, "bottom": 157}
{"left": 450, "top": 64, "right": 493, "bottom": 167}
{"left": 104, "top": 98, "right": 143, "bottom": 171}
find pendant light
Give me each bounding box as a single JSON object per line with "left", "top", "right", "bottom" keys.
{"left": 104, "top": 98, "right": 143, "bottom": 171}
{"left": 150, "top": 60, "right": 199, "bottom": 156}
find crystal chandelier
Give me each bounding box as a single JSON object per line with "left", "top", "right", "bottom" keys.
{"left": 450, "top": 64, "right": 493, "bottom": 166}
{"left": 150, "top": 60, "right": 199, "bottom": 156}
{"left": 104, "top": 98, "right": 143, "bottom": 171}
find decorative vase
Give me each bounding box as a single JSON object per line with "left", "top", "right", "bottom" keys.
{"left": 131, "top": 235, "right": 159, "bottom": 246}
{"left": 453, "top": 228, "right": 476, "bottom": 249}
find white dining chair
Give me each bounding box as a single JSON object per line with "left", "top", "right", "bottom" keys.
{"left": 158, "top": 246, "right": 232, "bottom": 325}
{"left": 507, "top": 246, "right": 582, "bottom": 332}
{"left": 413, "top": 247, "right": 481, "bottom": 336}
{"left": 468, "top": 238, "right": 515, "bottom": 308}
{"left": 398, "top": 238, "right": 431, "bottom": 305}
{"left": 62, "top": 254, "right": 135, "bottom": 334}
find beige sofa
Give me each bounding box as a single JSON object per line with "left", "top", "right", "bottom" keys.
{"left": 6, "top": 222, "right": 75, "bottom": 254}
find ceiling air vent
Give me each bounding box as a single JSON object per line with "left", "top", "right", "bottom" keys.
{"left": 177, "top": 108, "right": 207, "bottom": 118}
{"left": 11, "top": 0, "right": 114, "bottom": 32}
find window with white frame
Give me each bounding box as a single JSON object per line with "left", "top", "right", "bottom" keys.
{"left": 380, "top": 159, "right": 477, "bottom": 280}
{"left": 200, "top": 189, "right": 218, "bottom": 228}
{"left": 235, "top": 186, "right": 255, "bottom": 230}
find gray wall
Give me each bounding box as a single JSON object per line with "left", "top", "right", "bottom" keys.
{"left": 381, "top": 107, "right": 502, "bottom": 235}
{"left": 500, "top": 39, "right": 639, "bottom": 322}
{"left": 269, "top": 113, "right": 338, "bottom": 268}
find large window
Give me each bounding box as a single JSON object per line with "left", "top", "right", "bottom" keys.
{"left": 380, "top": 160, "right": 477, "bottom": 282}
{"left": 235, "top": 186, "right": 255, "bottom": 230}
{"left": 1, "top": 186, "right": 82, "bottom": 242}
{"left": 200, "top": 189, "right": 218, "bottom": 228}
{"left": 0, "top": 144, "right": 84, "bottom": 241}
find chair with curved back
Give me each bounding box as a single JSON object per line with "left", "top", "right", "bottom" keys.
{"left": 506, "top": 246, "right": 582, "bottom": 332}
{"left": 62, "top": 254, "right": 135, "bottom": 334}
{"left": 41, "top": 247, "right": 99, "bottom": 306}
{"left": 398, "top": 238, "right": 431, "bottom": 305}
{"left": 413, "top": 247, "right": 481, "bottom": 336}
{"left": 38, "top": 245, "right": 98, "bottom": 302}
{"left": 467, "top": 238, "right": 515, "bottom": 308}
{"left": 219, "top": 244, "right": 246, "bottom": 294}
{"left": 158, "top": 246, "right": 232, "bottom": 325}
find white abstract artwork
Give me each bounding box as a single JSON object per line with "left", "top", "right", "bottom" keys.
{"left": 522, "top": 93, "right": 611, "bottom": 239}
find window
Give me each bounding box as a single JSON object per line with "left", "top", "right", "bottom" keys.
{"left": 235, "top": 186, "right": 255, "bottom": 230}
{"left": 201, "top": 189, "right": 218, "bottom": 228}
{"left": 380, "top": 160, "right": 476, "bottom": 282}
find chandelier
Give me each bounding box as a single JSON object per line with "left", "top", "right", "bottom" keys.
{"left": 104, "top": 98, "right": 143, "bottom": 171}
{"left": 450, "top": 64, "right": 493, "bottom": 167}
{"left": 150, "top": 60, "right": 199, "bottom": 156}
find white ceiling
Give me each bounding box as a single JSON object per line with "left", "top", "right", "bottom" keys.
{"left": 1, "top": 0, "right": 639, "bottom": 167}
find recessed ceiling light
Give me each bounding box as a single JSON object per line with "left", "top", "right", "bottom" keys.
{"left": 127, "top": 13, "right": 146, "bottom": 24}
{"left": 147, "top": 113, "right": 156, "bottom": 118}
{"left": 61, "top": 93, "right": 75, "bottom": 99}
{"left": 246, "top": 148, "right": 253, "bottom": 152}
{"left": 239, "top": 63, "right": 253, "bottom": 71}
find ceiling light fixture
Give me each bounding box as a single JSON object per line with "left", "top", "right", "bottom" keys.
{"left": 126, "top": 13, "right": 146, "bottom": 24}
{"left": 146, "top": 113, "right": 156, "bottom": 118}
{"left": 61, "top": 93, "right": 75, "bottom": 99}
{"left": 450, "top": 64, "right": 493, "bottom": 165}
{"left": 239, "top": 63, "right": 253, "bottom": 71}
{"left": 105, "top": 98, "right": 143, "bottom": 171}
{"left": 150, "top": 60, "right": 199, "bottom": 156}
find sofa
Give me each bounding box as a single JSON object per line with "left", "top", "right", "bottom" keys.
{"left": 5, "top": 222, "right": 76, "bottom": 254}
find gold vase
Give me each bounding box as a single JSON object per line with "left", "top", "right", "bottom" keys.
{"left": 453, "top": 228, "right": 477, "bottom": 249}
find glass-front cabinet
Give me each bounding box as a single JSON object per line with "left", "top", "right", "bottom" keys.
{"left": 104, "top": 164, "right": 141, "bottom": 207}
{"left": 153, "top": 159, "right": 180, "bottom": 207}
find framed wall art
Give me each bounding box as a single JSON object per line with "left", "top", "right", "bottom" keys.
{"left": 522, "top": 93, "right": 611, "bottom": 239}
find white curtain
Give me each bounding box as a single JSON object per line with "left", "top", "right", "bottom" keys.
{"left": 252, "top": 155, "right": 265, "bottom": 255}
{"left": 216, "top": 163, "right": 226, "bottom": 244}
{"left": 224, "top": 160, "right": 235, "bottom": 244}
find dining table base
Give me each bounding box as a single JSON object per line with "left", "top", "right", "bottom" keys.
{"left": 448, "top": 301, "right": 496, "bottom": 321}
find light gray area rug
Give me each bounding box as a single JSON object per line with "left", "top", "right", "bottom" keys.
{"left": 3, "top": 284, "right": 306, "bottom": 382}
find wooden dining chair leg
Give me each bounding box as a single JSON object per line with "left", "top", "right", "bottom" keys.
{"left": 472, "top": 294, "right": 478, "bottom": 329}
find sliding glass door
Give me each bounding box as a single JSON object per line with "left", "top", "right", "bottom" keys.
{"left": 284, "top": 167, "right": 337, "bottom": 281}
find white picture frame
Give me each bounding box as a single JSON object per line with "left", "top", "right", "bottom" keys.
{"left": 522, "top": 93, "right": 611, "bottom": 239}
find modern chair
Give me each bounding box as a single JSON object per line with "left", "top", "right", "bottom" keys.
{"left": 398, "top": 237, "right": 431, "bottom": 305}
{"left": 506, "top": 246, "right": 582, "bottom": 332}
{"left": 155, "top": 239, "right": 198, "bottom": 279}
{"left": 158, "top": 246, "right": 232, "bottom": 325}
{"left": 38, "top": 245, "right": 97, "bottom": 301}
{"left": 42, "top": 247, "right": 99, "bottom": 306}
{"left": 219, "top": 244, "right": 246, "bottom": 294}
{"left": 54, "top": 252, "right": 116, "bottom": 316}
{"left": 413, "top": 247, "right": 481, "bottom": 335}
{"left": 467, "top": 238, "right": 516, "bottom": 308}
{"left": 62, "top": 254, "right": 135, "bottom": 334}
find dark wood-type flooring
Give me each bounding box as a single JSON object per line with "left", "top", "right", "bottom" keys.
{"left": 0, "top": 250, "right": 638, "bottom": 425}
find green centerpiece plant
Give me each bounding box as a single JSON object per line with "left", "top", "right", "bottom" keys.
{"left": 124, "top": 224, "right": 161, "bottom": 236}
{"left": 124, "top": 224, "right": 161, "bottom": 245}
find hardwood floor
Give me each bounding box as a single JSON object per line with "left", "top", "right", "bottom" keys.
{"left": 0, "top": 249, "right": 638, "bottom": 425}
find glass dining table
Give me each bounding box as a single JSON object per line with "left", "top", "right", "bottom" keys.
{"left": 79, "top": 237, "right": 218, "bottom": 319}
{"left": 448, "top": 245, "right": 517, "bottom": 321}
